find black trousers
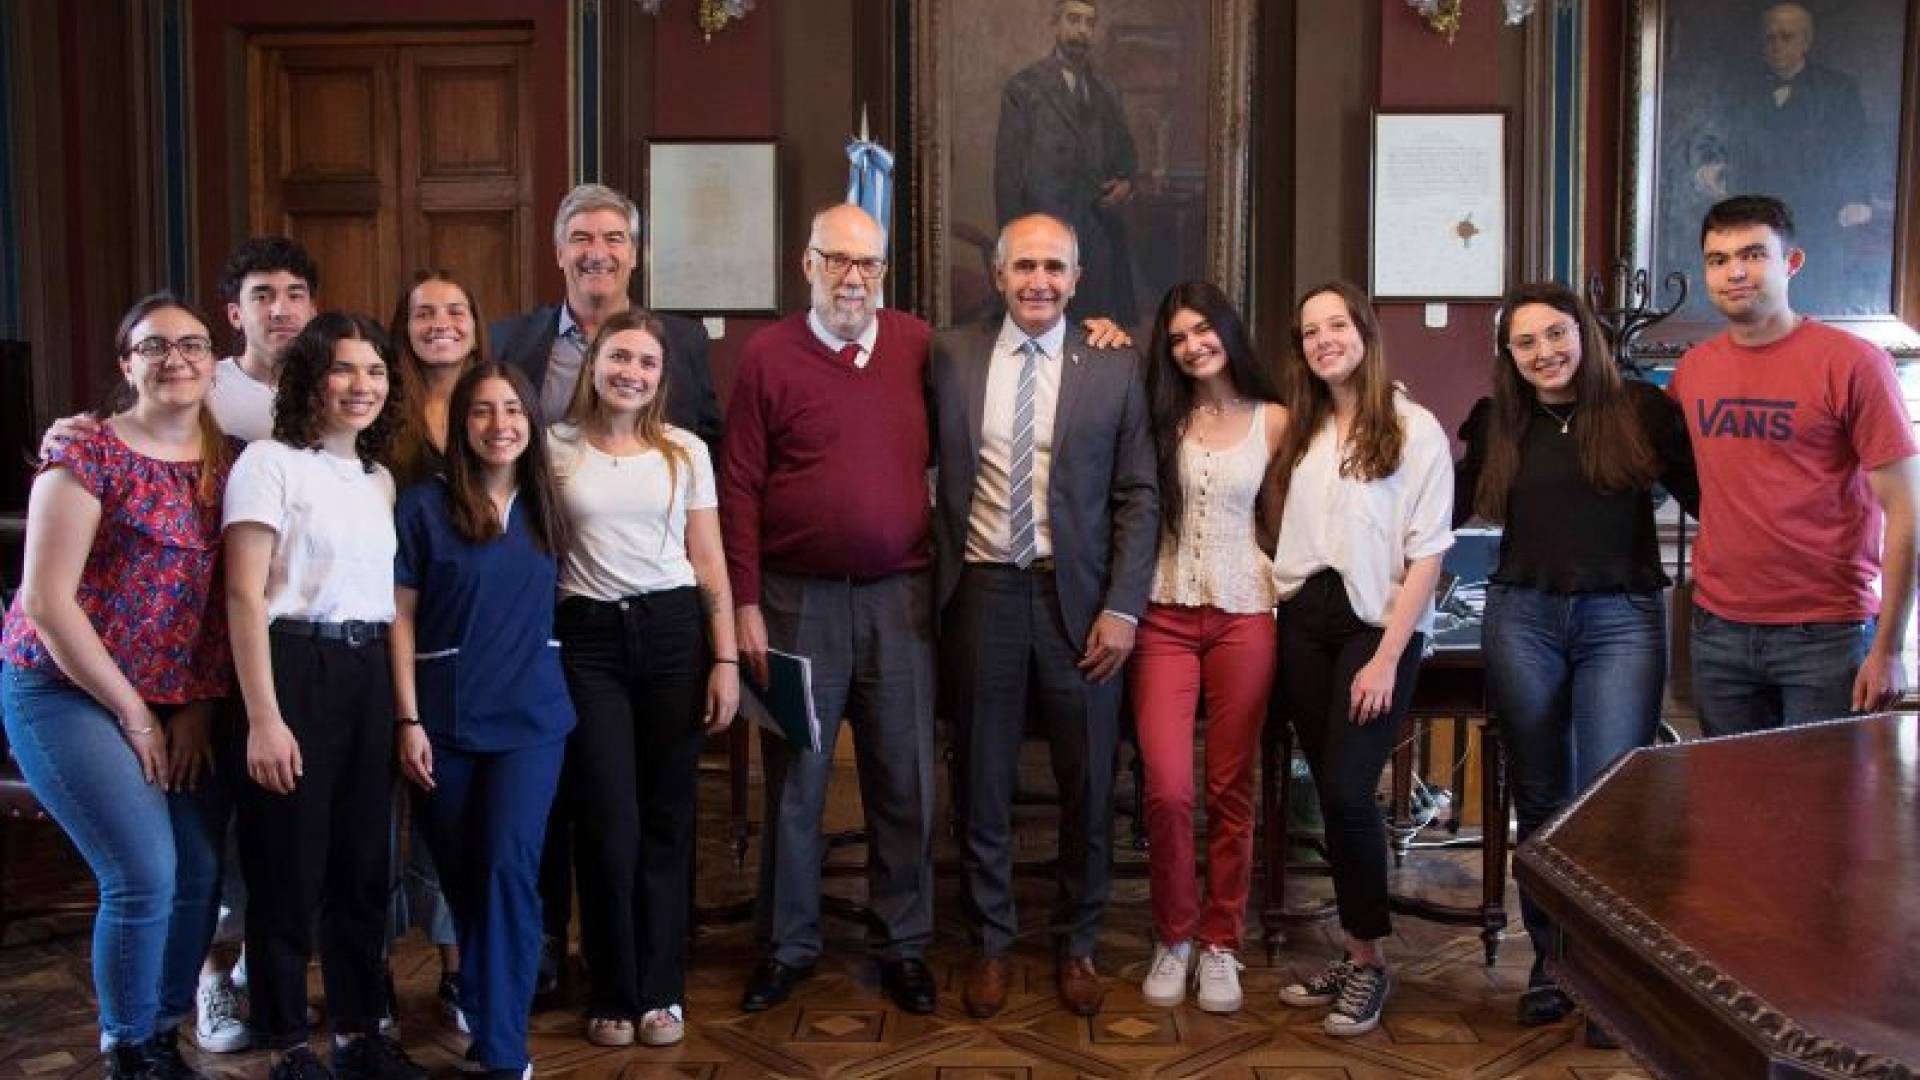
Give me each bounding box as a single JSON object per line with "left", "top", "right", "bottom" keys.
{"left": 239, "top": 631, "right": 396, "bottom": 1047}
{"left": 1276, "top": 569, "right": 1424, "bottom": 943}
{"left": 555, "top": 589, "right": 706, "bottom": 1017}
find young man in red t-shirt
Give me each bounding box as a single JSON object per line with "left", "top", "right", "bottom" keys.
{"left": 1670, "top": 195, "right": 1919, "bottom": 735}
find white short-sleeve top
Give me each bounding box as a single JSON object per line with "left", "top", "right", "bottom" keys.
{"left": 1271, "top": 394, "right": 1454, "bottom": 633}
{"left": 222, "top": 439, "right": 398, "bottom": 623}
{"left": 550, "top": 423, "right": 717, "bottom": 600}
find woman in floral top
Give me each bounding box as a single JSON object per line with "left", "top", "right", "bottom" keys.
{"left": 1, "top": 294, "right": 237, "bottom": 1080}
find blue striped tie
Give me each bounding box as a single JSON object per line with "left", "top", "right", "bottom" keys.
{"left": 1008, "top": 339, "right": 1040, "bottom": 569}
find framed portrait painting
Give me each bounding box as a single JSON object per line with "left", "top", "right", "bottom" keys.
{"left": 911, "top": 0, "right": 1255, "bottom": 331}
{"left": 1624, "top": 0, "right": 1920, "bottom": 353}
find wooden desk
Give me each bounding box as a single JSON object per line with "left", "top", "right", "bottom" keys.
{"left": 1261, "top": 648, "right": 1512, "bottom": 964}
{"left": 1517, "top": 712, "right": 1920, "bottom": 1079}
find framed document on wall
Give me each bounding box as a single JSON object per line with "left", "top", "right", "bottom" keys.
{"left": 1370, "top": 110, "right": 1509, "bottom": 300}
{"left": 645, "top": 140, "right": 779, "bottom": 314}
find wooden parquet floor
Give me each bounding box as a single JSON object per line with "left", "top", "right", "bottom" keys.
{"left": 0, "top": 746, "right": 1650, "bottom": 1079}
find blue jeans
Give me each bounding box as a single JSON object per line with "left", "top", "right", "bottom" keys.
{"left": 1483, "top": 586, "right": 1665, "bottom": 979}
{"left": 1, "top": 664, "right": 222, "bottom": 1048}
{"left": 1689, "top": 607, "right": 1870, "bottom": 738}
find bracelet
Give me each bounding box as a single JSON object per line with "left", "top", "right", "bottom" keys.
{"left": 713, "top": 658, "right": 740, "bottom": 665}
{"left": 396, "top": 717, "right": 423, "bottom": 726}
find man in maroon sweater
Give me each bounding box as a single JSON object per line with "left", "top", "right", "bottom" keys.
{"left": 720, "top": 204, "right": 942, "bottom": 1015}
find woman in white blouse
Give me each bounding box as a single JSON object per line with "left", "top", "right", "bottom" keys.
{"left": 546, "top": 308, "right": 739, "bottom": 1049}
{"left": 1130, "top": 282, "right": 1286, "bottom": 1015}
{"left": 1269, "top": 282, "right": 1453, "bottom": 1037}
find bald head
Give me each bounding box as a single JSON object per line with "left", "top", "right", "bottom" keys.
{"left": 804, "top": 204, "right": 887, "bottom": 340}
{"left": 1763, "top": 3, "right": 1813, "bottom": 79}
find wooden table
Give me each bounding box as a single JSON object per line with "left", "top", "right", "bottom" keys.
{"left": 1517, "top": 712, "right": 1920, "bottom": 1079}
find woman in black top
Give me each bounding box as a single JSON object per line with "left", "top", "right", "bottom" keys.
{"left": 1457, "top": 282, "right": 1697, "bottom": 1029}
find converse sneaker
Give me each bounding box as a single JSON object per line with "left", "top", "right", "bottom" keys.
{"left": 1193, "top": 945, "right": 1244, "bottom": 1014}
{"left": 1324, "top": 963, "right": 1391, "bottom": 1037}
{"left": 1278, "top": 956, "right": 1356, "bottom": 1007}
{"left": 639, "top": 1005, "right": 685, "bottom": 1047}
{"left": 195, "top": 975, "right": 251, "bottom": 1053}
{"left": 438, "top": 973, "right": 470, "bottom": 1035}
{"left": 146, "top": 1030, "right": 210, "bottom": 1080}
{"left": 1140, "top": 943, "right": 1192, "bottom": 1008}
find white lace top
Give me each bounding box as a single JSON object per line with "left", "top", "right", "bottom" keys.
{"left": 1149, "top": 404, "right": 1277, "bottom": 614}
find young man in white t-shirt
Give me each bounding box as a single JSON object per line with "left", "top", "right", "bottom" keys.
{"left": 207, "top": 237, "right": 319, "bottom": 442}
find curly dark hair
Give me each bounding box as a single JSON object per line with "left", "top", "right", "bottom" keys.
{"left": 271, "top": 311, "right": 402, "bottom": 472}
{"left": 216, "top": 235, "right": 320, "bottom": 304}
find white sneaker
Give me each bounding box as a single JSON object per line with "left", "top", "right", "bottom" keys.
{"left": 1193, "top": 945, "right": 1244, "bottom": 1014}
{"left": 640, "top": 1005, "right": 685, "bottom": 1047}
{"left": 195, "top": 975, "right": 251, "bottom": 1053}
{"left": 1140, "top": 943, "right": 1191, "bottom": 1008}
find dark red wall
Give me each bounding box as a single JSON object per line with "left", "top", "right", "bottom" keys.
{"left": 1375, "top": 0, "right": 1505, "bottom": 444}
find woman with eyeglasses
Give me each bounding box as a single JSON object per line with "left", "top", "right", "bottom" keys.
{"left": 1456, "top": 281, "right": 1697, "bottom": 1031}
{"left": 549, "top": 309, "right": 738, "bottom": 1049}
{"left": 1, "top": 294, "right": 234, "bottom": 1079}
{"left": 1270, "top": 282, "right": 1453, "bottom": 1038}
{"left": 224, "top": 313, "right": 422, "bottom": 1080}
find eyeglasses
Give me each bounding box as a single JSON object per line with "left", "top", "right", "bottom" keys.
{"left": 809, "top": 247, "right": 888, "bottom": 280}
{"left": 129, "top": 336, "right": 216, "bottom": 363}
{"left": 1506, "top": 322, "right": 1576, "bottom": 359}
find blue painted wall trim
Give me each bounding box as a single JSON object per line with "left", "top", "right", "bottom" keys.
{"left": 575, "top": 0, "right": 601, "bottom": 182}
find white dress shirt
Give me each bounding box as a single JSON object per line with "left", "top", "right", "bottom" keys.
{"left": 965, "top": 316, "right": 1067, "bottom": 564}
{"left": 807, "top": 308, "right": 878, "bottom": 368}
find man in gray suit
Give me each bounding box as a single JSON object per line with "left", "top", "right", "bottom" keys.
{"left": 930, "top": 212, "right": 1158, "bottom": 1018}
{"left": 994, "top": 0, "right": 1140, "bottom": 325}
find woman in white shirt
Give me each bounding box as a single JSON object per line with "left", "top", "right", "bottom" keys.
{"left": 547, "top": 309, "right": 739, "bottom": 1049}
{"left": 1270, "top": 282, "right": 1453, "bottom": 1038}
{"left": 1130, "top": 282, "right": 1286, "bottom": 1015}
{"left": 223, "top": 312, "right": 423, "bottom": 1080}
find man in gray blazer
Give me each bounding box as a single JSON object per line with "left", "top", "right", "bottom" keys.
{"left": 930, "top": 212, "right": 1158, "bottom": 1018}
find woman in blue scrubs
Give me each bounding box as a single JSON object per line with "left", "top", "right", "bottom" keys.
{"left": 391, "top": 362, "right": 573, "bottom": 1079}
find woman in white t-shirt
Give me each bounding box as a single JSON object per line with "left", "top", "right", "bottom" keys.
{"left": 222, "top": 312, "right": 423, "bottom": 1080}
{"left": 547, "top": 308, "right": 739, "bottom": 1049}
{"left": 1270, "top": 282, "right": 1453, "bottom": 1038}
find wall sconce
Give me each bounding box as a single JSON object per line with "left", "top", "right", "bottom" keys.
{"left": 1405, "top": 0, "right": 1539, "bottom": 43}
{"left": 635, "top": 0, "right": 758, "bottom": 42}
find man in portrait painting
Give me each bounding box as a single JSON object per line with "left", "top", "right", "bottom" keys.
{"left": 993, "top": 0, "right": 1140, "bottom": 326}
{"left": 1686, "top": 2, "right": 1884, "bottom": 313}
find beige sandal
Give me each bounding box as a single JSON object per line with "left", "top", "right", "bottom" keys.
{"left": 586, "top": 1017, "right": 635, "bottom": 1047}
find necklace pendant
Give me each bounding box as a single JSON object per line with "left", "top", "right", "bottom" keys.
{"left": 1559, "top": 420, "right": 1570, "bottom": 435}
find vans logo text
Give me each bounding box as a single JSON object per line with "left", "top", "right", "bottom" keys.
{"left": 1694, "top": 397, "right": 1795, "bottom": 441}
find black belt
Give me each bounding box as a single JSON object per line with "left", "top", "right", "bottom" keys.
{"left": 972, "top": 557, "right": 1055, "bottom": 573}
{"left": 270, "top": 619, "right": 389, "bottom": 646}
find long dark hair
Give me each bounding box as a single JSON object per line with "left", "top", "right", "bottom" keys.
{"left": 1277, "top": 281, "right": 1404, "bottom": 482}
{"left": 387, "top": 270, "right": 487, "bottom": 487}
{"left": 271, "top": 311, "right": 403, "bottom": 472}
{"left": 442, "top": 363, "right": 570, "bottom": 555}
{"left": 1144, "top": 281, "right": 1281, "bottom": 540}
{"left": 111, "top": 292, "right": 230, "bottom": 506}
{"left": 1473, "top": 282, "right": 1658, "bottom": 521}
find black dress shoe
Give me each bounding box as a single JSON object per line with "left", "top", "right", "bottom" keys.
{"left": 741, "top": 959, "right": 815, "bottom": 1012}
{"left": 1516, "top": 984, "right": 1575, "bottom": 1026}
{"left": 881, "top": 958, "right": 938, "bottom": 1014}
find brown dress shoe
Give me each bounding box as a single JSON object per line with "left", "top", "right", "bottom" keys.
{"left": 964, "top": 956, "right": 1009, "bottom": 1018}
{"left": 1057, "top": 955, "right": 1103, "bottom": 1015}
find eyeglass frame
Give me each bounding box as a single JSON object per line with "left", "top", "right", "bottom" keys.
{"left": 127, "top": 335, "right": 217, "bottom": 363}
{"left": 1504, "top": 320, "right": 1579, "bottom": 360}
{"left": 807, "top": 247, "right": 888, "bottom": 280}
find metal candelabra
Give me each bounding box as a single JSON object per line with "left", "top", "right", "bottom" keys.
{"left": 1583, "top": 259, "right": 1688, "bottom": 375}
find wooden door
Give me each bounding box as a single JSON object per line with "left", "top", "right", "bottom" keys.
{"left": 250, "top": 31, "right": 535, "bottom": 326}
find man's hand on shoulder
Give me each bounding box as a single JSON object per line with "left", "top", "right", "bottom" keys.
{"left": 1080, "top": 318, "right": 1132, "bottom": 350}
{"left": 38, "top": 412, "right": 101, "bottom": 461}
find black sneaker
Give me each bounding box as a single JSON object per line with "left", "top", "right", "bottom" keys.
{"left": 144, "top": 1030, "right": 209, "bottom": 1080}
{"left": 332, "top": 1035, "right": 424, "bottom": 1080}
{"left": 1323, "top": 963, "right": 1391, "bottom": 1037}
{"left": 1277, "top": 957, "right": 1356, "bottom": 1007}
{"left": 268, "top": 1046, "right": 334, "bottom": 1080}
{"left": 106, "top": 1042, "right": 156, "bottom": 1080}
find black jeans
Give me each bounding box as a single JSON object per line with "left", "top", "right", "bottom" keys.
{"left": 1276, "top": 569, "right": 1424, "bottom": 943}
{"left": 556, "top": 589, "right": 706, "bottom": 1017}
{"left": 239, "top": 631, "right": 396, "bottom": 1047}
